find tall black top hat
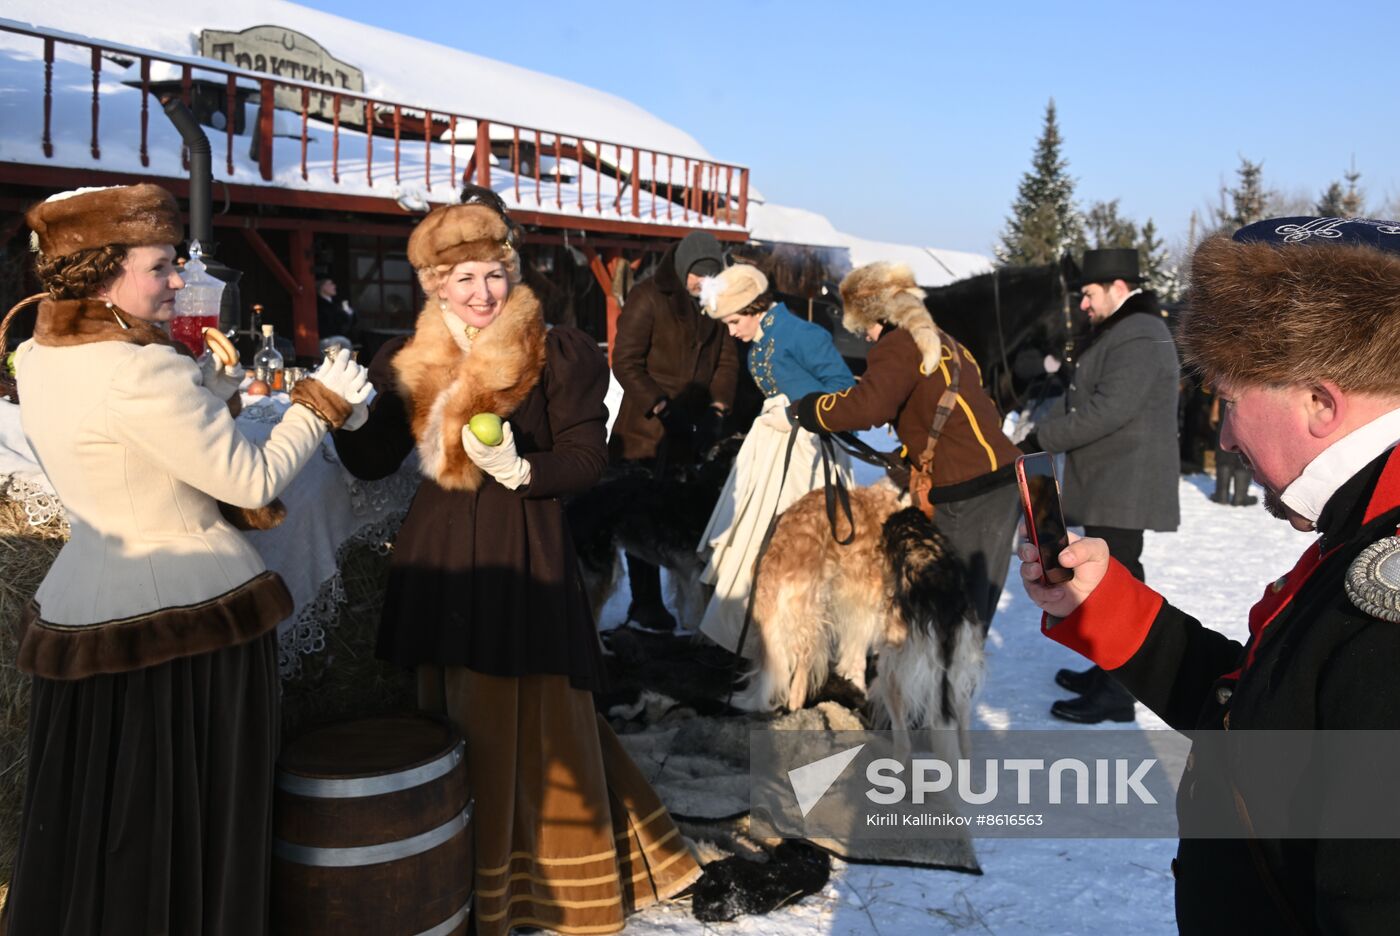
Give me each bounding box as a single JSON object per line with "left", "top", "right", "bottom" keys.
{"left": 1079, "top": 248, "right": 1140, "bottom": 286}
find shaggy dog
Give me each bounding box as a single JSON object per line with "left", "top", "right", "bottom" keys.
{"left": 568, "top": 439, "right": 739, "bottom": 630}
{"left": 733, "top": 483, "right": 983, "bottom": 741}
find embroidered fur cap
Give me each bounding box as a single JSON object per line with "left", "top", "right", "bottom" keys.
{"left": 1184, "top": 225, "right": 1400, "bottom": 394}
{"left": 838, "top": 262, "right": 942, "bottom": 373}
{"left": 408, "top": 203, "right": 520, "bottom": 292}
{"left": 26, "top": 184, "right": 181, "bottom": 259}
{"left": 700, "top": 263, "right": 768, "bottom": 319}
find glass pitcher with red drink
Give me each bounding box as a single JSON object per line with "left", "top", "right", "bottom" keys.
{"left": 171, "top": 241, "right": 224, "bottom": 357}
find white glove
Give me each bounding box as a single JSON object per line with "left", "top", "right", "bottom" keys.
{"left": 461, "top": 421, "right": 532, "bottom": 490}
{"left": 197, "top": 352, "right": 245, "bottom": 401}
{"left": 310, "top": 350, "right": 372, "bottom": 406}
{"left": 341, "top": 387, "right": 377, "bottom": 432}
{"left": 758, "top": 406, "right": 793, "bottom": 434}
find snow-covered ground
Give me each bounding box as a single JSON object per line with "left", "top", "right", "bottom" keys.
{"left": 595, "top": 412, "right": 1311, "bottom": 933}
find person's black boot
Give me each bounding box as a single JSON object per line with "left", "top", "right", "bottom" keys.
{"left": 624, "top": 553, "right": 677, "bottom": 631}
{"left": 1054, "top": 664, "right": 1102, "bottom": 695}
{"left": 1234, "top": 494, "right": 1259, "bottom": 507}
{"left": 626, "top": 600, "right": 677, "bottom": 632}
{"left": 1050, "top": 674, "right": 1136, "bottom": 724}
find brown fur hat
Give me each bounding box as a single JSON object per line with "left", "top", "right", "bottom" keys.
{"left": 408, "top": 203, "right": 520, "bottom": 293}
{"left": 839, "top": 262, "right": 942, "bottom": 373}
{"left": 1184, "top": 235, "right": 1400, "bottom": 394}
{"left": 26, "top": 184, "right": 181, "bottom": 259}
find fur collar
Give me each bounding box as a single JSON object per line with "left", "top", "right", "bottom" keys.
{"left": 392, "top": 286, "right": 547, "bottom": 491}
{"left": 33, "top": 298, "right": 189, "bottom": 356}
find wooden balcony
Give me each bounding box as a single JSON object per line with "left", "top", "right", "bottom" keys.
{"left": 0, "top": 21, "right": 750, "bottom": 239}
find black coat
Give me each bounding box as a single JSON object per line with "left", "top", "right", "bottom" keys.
{"left": 1036, "top": 291, "right": 1181, "bottom": 531}
{"left": 1051, "top": 447, "right": 1400, "bottom": 933}
{"left": 608, "top": 243, "right": 739, "bottom": 464}
{"left": 332, "top": 325, "right": 609, "bottom": 692}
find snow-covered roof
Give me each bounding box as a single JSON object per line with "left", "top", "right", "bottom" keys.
{"left": 1, "top": 1, "right": 720, "bottom": 163}
{"left": 843, "top": 235, "right": 994, "bottom": 288}
{"left": 748, "top": 198, "right": 993, "bottom": 288}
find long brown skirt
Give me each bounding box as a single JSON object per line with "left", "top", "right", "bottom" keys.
{"left": 1, "top": 631, "right": 280, "bottom": 936}
{"left": 418, "top": 666, "right": 702, "bottom": 936}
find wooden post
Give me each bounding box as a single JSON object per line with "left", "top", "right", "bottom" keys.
{"left": 289, "top": 227, "right": 317, "bottom": 358}
{"left": 581, "top": 244, "right": 622, "bottom": 366}
{"left": 258, "top": 79, "right": 276, "bottom": 181}
{"left": 475, "top": 120, "right": 491, "bottom": 188}
{"left": 630, "top": 148, "right": 640, "bottom": 217}
{"left": 738, "top": 169, "right": 749, "bottom": 228}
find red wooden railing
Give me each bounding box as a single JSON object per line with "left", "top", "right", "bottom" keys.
{"left": 3, "top": 22, "right": 750, "bottom": 229}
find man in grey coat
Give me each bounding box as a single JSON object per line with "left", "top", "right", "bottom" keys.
{"left": 1028, "top": 248, "right": 1180, "bottom": 722}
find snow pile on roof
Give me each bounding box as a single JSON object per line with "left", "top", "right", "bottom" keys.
{"left": 843, "top": 234, "right": 994, "bottom": 287}
{"left": 748, "top": 198, "right": 993, "bottom": 288}
{"left": 1, "top": 0, "right": 720, "bottom": 162}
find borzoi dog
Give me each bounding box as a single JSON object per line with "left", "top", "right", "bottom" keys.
{"left": 732, "top": 483, "right": 983, "bottom": 739}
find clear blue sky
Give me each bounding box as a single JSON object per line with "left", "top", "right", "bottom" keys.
{"left": 298, "top": 0, "right": 1398, "bottom": 257}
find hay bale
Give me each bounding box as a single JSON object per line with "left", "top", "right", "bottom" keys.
{"left": 279, "top": 540, "right": 415, "bottom": 742}
{"left": 0, "top": 492, "right": 67, "bottom": 891}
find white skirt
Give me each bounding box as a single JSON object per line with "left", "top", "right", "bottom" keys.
{"left": 696, "top": 394, "right": 852, "bottom": 656}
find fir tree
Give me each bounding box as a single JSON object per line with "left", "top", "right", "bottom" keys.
{"left": 1316, "top": 181, "right": 1346, "bottom": 216}
{"left": 1341, "top": 163, "right": 1365, "bottom": 216}
{"left": 996, "top": 99, "right": 1085, "bottom": 266}
{"left": 1216, "top": 157, "right": 1271, "bottom": 230}
{"left": 1085, "top": 199, "right": 1139, "bottom": 249}
{"left": 1138, "top": 219, "right": 1178, "bottom": 300}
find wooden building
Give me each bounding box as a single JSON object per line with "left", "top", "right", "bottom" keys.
{"left": 0, "top": 9, "right": 750, "bottom": 359}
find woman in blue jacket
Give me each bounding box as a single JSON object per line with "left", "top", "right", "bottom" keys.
{"left": 695, "top": 263, "right": 854, "bottom": 653}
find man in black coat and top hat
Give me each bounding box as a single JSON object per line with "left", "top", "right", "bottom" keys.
{"left": 1018, "top": 216, "right": 1400, "bottom": 933}
{"left": 1023, "top": 247, "right": 1181, "bottom": 723}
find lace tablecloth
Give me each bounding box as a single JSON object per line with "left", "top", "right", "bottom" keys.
{"left": 0, "top": 396, "right": 420, "bottom": 678}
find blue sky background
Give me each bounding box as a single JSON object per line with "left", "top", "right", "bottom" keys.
{"left": 299, "top": 0, "right": 1398, "bottom": 257}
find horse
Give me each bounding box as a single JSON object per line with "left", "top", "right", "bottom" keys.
{"left": 922, "top": 254, "right": 1083, "bottom": 414}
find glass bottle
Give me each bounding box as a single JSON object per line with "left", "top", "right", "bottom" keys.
{"left": 253, "top": 324, "right": 285, "bottom": 391}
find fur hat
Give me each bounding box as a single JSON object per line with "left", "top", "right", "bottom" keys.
{"left": 408, "top": 203, "right": 520, "bottom": 292}
{"left": 838, "top": 262, "right": 942, "bottom": 373}
{"left": 1183, "top": 223, "right": 1400, "bottom": 394}
{"left": 700, "top": 263, "right": 768, "bottom": 319}
{"left": 26, "top": 184, "right": 181, "bottom": 259}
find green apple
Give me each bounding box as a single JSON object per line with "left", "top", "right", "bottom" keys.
{"left": 468, "top": 412, "right": 503, "bottom": 447}
{"left": 4, "top": 352, "right": 14, "bottom": 376}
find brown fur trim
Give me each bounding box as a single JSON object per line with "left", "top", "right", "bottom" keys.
{"left": 26, "top": 184, "right": 182, "bottom": 259}
{"left": 392, "top": 285, "right": 547, "bottom": 490}
{"left": 15, "top": 571, "right": 292, "bottom": 679}
{"left": 33, "top": 297, "right": 182, "bottom": 351}
{"left": 1185, "top": 236, "right": 1400, "bottom": 393}
{"left": 218, "top": 498, "right": 287, "bottom": 531}
{"left": 839, "top": 263, "right": 941, "bottom": 372}
{"left": 290, "top": 377, "right": 354, "bottom": 429}
{"left": 408, "top": 203, "right": 518, "bottom": 292}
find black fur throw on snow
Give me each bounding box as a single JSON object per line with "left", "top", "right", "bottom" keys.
{"left": 691, "top": 842, "right": 831, "bottom": 923}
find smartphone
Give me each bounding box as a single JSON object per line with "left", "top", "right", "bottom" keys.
{"left": 1016, "top": 452, "right": 1073, "bottom": 586}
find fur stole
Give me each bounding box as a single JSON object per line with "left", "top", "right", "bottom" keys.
{"left": 30, "top": 298, "right": 285, "bottom": 531}
{"left": 392, "top": 286, "right": 547, "bottom": 491}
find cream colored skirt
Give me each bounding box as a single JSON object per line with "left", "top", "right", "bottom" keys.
{"left": 696, "top": 394, "right": 852, "bottom": 656}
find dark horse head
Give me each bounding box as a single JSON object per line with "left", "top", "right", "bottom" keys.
{"left": 923, "top": 254, "right": 1084, "bottom": 413}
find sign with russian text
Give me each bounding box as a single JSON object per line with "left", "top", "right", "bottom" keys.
{"left": 200, "top": 26, "right": 367, "bottom": 127}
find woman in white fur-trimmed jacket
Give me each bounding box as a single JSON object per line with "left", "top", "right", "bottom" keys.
{"left": 2, "top": 184, "right": 370, "bottom": 936}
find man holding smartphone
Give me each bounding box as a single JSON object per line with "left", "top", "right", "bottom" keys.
{"left": 1024, "top": 248, "right": 1181, "bottom": 723}
{"left": 1019, "top": 216, "right": 1400, "bottom": 932}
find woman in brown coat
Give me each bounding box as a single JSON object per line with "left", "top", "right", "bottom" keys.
{"left": 332, "top": 202, "right": 700, "bottom": 935}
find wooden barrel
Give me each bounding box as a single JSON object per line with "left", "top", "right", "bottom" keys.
{"left": 272, "top": 715, "right": 473, "bottom": 936}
